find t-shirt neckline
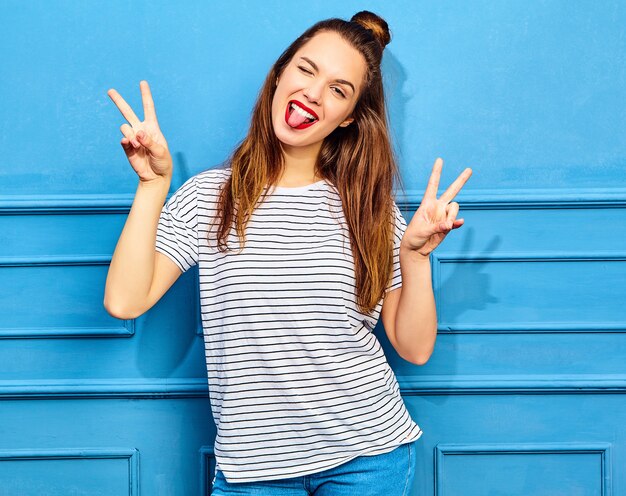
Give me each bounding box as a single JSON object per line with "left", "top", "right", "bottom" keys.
{"left": 268, "top": 179, "right": 327, "bottom": 192}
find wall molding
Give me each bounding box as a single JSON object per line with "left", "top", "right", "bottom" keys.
{"left": 2, "top": 187, "right": 626, "bottom": 213}
{"left": 398, "top": 374, "right": 626, "bottom": 395}
{"left": 0, "top": 323, "right": 133, "bottom": 339}
{"left": 0, "top": 448, "right": 139, "bottom": 495}
{"left": 0, "top": 195, "right": 139, "bottom": 213}
{"left": 401, "top": 187, "right": 626, "bottom": 209}
{"left": 432, "top": 251, "right": 626, "bottom": 334}
{"left": 1, "top": 375, "right": 626, "bottom": 399}
{"left": 0, "top": 378, "right": 210, "bottom": 399}
{"left": 435, "top": 442, "right": 612, "bottom": 496}
{"left": 0, "top": 255, "right": 134, "bottom": 339}
{"left": 199, "top": 446, "right": 217, "bottom": 496}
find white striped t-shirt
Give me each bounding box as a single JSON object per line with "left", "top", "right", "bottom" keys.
{"left": 155, "top": 166, "right": 423, "bottom": 483}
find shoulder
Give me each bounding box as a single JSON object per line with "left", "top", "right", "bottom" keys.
{"left": 194, "top": 166, "right": 231, "bottom": 191}
{"left": 390, "top": 199, "right": 408, "bottom": 241}
{"left": 174, "top": 166, "right": 231, "bottom": 204}
{"left": 166, "top": 167, "right": 231, "bottom": 209}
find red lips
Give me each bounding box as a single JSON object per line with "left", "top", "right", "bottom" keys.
{"left": 284, "top": 99, "right": 319, "bottom": 130}
{"left": 290, "top": 100, "right": 319, "bottom": 120}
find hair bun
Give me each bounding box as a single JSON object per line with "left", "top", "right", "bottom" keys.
{"left": 350, "top": 10, "right": 391, "bottom": 49}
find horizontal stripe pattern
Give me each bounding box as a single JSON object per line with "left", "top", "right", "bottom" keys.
{"left": 155, "top": 167, "right": 422, "bottom": 483}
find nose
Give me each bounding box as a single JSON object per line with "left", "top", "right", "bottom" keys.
{"left": 302, "top": 81, "right": 323, "bottom": 106}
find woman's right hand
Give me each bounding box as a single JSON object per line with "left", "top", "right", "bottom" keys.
{"left": 107, "top": 80, "right": 173, "bottom": 183}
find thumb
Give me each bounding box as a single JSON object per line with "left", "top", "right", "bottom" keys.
{"left": 136, "top": 130, "right": 166, "bottom": 157}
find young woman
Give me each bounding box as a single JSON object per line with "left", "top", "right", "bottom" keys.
{"left": 104, "top": 10, "right": 471, "bottom": 496}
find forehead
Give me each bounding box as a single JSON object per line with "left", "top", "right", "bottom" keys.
{"left": 294, "top": 31, "right": 366, "bottom": 83}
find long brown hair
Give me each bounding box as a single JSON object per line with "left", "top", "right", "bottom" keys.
{"left": 211, "top": 11, "right": 407, "bottom": 314}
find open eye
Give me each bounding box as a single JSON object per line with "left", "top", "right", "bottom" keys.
{"left": 332, "top": 87, "right": 346, "bottom": 98}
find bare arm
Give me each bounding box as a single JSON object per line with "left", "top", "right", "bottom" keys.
{"left": 380, "top": 250, "right": 437, "bottom": 365}
{"left": 104, "top": 177, "right": 182, "bottom": 319}
{"left": 103, "top": 80, "right": 183, "bottom": 319}
{"left": 385, "top": 158, "right": 472, "bottom": 364}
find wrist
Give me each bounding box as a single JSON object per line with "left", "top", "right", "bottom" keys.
{"left": 400, "top": 244, "right": 431, "bottom": 263}
{"left": 138, "top": 175, "right": 171, "bottom": 191}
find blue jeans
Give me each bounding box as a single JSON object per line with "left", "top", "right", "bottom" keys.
{"left": 210, "top": 441, "right": 416, "bottom": 496}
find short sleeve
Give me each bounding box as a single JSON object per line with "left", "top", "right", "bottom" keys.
{"left": 155, "top": 175, "right": 199, "bottom": 273}
{"left": 386, "top": 200, "right": 408, "bottom": 292}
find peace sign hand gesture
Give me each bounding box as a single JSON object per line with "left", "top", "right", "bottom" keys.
{"left": 107, "top": 80, "right": 172, "bottom": 183}
{"left": 400, "top": 158, "right": 473, "bottom": 258}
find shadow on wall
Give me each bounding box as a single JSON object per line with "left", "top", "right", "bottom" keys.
{"left": 382, "top": 49, "right": 410, "bottom": 200}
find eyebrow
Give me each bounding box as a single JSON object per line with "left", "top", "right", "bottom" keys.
{"left": 299, "top": 56, "right": 356, "bottom": 93}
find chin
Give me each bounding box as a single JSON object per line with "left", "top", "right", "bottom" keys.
{"left": 272, "top": 120, "right": 317, "bottom": 148}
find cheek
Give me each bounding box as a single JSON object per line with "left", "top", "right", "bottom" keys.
{"left": 271, "top": 93, "right": 285, "bottom": 119}
{"left": 326, "top": 103, "right": 351, "bottom": 125}
{"left": 272, "top": 81, "right": 293, "bottom": 112}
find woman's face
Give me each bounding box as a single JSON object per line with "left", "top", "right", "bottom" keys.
{"left": 271, "top": 31, "right": 367, "bottom": 152}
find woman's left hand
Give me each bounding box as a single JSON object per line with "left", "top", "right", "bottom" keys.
{"left": 401, "top": 158, "right": 473, "bottom": 257}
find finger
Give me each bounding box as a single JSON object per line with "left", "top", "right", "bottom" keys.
{"left": 436, "top": 220, "right": 452, "bottom": 233}
{"left": 107, "top": 87, "right": 141, "bottom": 127}
{"left": 120, "top": 123, "right": 140, "bottom": 148}
{"left": 440, "top": 167, "right": 473, "bottom": 203}
{"left": 136, "top": 130, "right": 166, "bottom": 157}
{"left": 120, "top": 137, "right": 137, "bottom": 156}
{"left": 445, "top": 202, "right": 460, "bottom": 229}
{"left": 423, "top": 157, "right": 443, "bottom": 200}
{"left": 140, "top": 80, "right": 158, "bottom": 123}
{"left": 433, "top": 202, "right": 459, "bottom": 232}
{"left": 437, "top": 219, "right": 463, "bottom": 233}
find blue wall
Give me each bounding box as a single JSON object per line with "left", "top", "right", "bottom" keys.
{"left": 1, "top": 1, "right": 625, "bottom": 495}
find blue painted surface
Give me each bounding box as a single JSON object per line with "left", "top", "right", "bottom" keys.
{"left": 1, "top": 1, "right": 625, "bottom": 495}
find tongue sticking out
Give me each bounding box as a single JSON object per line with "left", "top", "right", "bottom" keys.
{"left": 287, "top": 106, "right": 311, "bottom": 128}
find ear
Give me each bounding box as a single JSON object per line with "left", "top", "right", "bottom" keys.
{"left": 339, "top": 117, "right": 354, "bottom": 127}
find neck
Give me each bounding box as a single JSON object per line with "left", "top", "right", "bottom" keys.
{"left": 279, "top": 141, "right": 323, "bottom": 184}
